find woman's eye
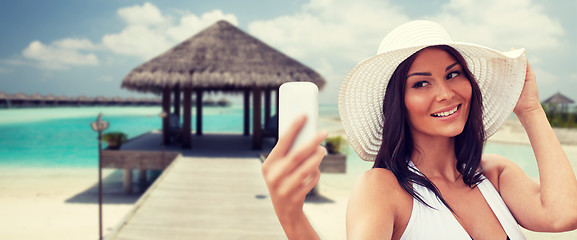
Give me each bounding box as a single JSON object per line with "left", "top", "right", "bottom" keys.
{"left": 412, "top": 81, "right": 429, "bottom": 88}
{"left": 446, "top": 71, "right": 460, "bottom": 80}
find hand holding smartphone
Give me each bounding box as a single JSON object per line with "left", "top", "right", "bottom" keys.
{"left": 278, "top": 82, "right": 319, "bottom": 152}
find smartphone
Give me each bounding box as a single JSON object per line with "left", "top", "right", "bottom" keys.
{"left": 278, "top": 82, "right": 319, "bottom": 152}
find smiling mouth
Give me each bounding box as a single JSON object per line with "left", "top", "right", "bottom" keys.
{"left": 431, "top": 104, "right": 460, "bottom": 117}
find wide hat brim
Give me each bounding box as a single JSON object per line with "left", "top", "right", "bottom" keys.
{"left": 338, "top": 21, "right": 527, "bottom": 162}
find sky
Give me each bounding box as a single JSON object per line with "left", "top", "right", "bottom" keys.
{"left": 0, "top": 0, "right": 575, "bottom": 104}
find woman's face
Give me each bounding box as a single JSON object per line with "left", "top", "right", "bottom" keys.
{"left": 404, "top": 48, "right": 472, "bottom": 139}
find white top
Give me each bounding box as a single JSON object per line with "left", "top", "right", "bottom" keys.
{"left": 400, "top": 164, "right": 526, "bottom": 239}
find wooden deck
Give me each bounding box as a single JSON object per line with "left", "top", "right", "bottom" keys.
{"left": 104, "top": 132, "right": 285, "bottom": 239}
{"left": 104, "top": 131, "right": 345, "bottom": 239}
{"left": 106, "top": 155, "right": 285, "bottom": 239}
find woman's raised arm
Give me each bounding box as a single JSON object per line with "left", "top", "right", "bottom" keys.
{"left": 261, "top": 115, "right": 327, "bottom": 239}
{"left": 496, "top": 61, "right": 577, "bottom": 232}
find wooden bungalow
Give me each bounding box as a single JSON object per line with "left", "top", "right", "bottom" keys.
{"left": 55, "top": 95, "right": 69, "bottom": 106}
{"left": 543, "top": 92, "right": 575, "bottom": 113}
{"left": 110, "top": 96, "right": 124, "bottom": 106}
{"left": 11, "top": 93, "right": 30, "bottom": 106}
{"left": 121, "top": 20, "right": 325, "bottom": 149}
{"left": 94, "top": 96, "right": 107, "bottom": 105}
{"left": 29, "top": 93, "right": 45, "bottom": 106}
{"left": 44, "top": 94, "right": 56, "bottom": 106}
{"left": 0, "top": 92, "right": 10, "bottom": 108}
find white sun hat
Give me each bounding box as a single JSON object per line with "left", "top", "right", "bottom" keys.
{"left": 338, "top": 20, "right": 527, "bottom": 161}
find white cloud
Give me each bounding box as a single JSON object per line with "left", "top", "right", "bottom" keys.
{"left": 16, "top": 2, "right": 239, "bottom": 70}
{"left": 247, "top": 0, "right": 411, "bottom": 103}
{"left": 22, "top": 39, "right": 99, "bottom": 70}
{"left": 248, "top": 0, "right": 409, "bottom": 64}
{"left": 117, "top": 2, "right": 169, "bottom": 27}
{"left": 166, "top": 9, "right": 238, "bottom": 43}
{"left": 53, "top": 38, "right": 97, "bottom": 50}
{"left": 102, "top": 25, "right": 173, "bottom": 60}
{"left": 103, "top": 3, "right": 238, "bottom": 60}
{"left": 432, "top": 0, "right": 565, "bottom": 51}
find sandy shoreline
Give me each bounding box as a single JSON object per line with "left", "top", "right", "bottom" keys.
{"left": 1, "top": 117, "right": 576, "bottom": 239}
{"left": 0, "top": 168, "right": 142, "bottom": 239}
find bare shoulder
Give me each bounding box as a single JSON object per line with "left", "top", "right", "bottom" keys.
{"left": 350, "top": 168, "right": 406, "bottom": 204}
{"left": 347, "top": 168, "right": 410, "bottom": 239}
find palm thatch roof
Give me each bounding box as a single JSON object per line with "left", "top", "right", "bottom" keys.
{"left": 543, "top": 92, "right": 574, "bottom": 104}
{"left": 121, "top": 20, "right": 325, "bottom": 94}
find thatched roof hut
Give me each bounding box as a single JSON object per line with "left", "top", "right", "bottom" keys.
{"left": 543, "top": 92, "right": 575, "bottom": 113}
{"left": 120, "top": 20, "right": 326, "bottom": 149}
{"left": 543, "top": 92, "right": 575, "bottom": 105}
{"left": 12, "top": 93, "right": 28, "bottom": 101}
{"left": 121, "top": 20, "right": 325, "bottom": 93}
{"left": 55, "top": 95, "right": 69, "bottom": 105}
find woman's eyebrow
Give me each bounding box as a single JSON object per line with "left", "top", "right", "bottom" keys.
{"left": 407, "top": 62, "right": 461, "bottom": 78}
{"left": 407, "top": 72, "right": 431, "bottom": 78}
{"left": 445, "top": 62, "right": 459, "bottom": 71}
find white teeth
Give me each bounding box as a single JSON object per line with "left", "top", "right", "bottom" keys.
{"left": 432, "top": 106, "right": 459, "bottom": 117}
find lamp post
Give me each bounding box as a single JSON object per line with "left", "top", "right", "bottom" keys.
{"left": 90, "top": 113, "right": 109, "bottom": 240}
{"left": 159, "top": 111, "right": 167, "bottom": 167}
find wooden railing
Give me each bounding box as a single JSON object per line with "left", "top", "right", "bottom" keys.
{"left": 101, "top": 150, "right": 181, "bottom": 193}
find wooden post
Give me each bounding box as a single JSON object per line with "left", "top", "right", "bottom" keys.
{"left": 123, "top": 168, "right": 133, "bottom": 193}
{"left": 174, "top": 85, "right": 181, "bottom": 117}
{"left": 162, "top": 87, "right": 171, "bottom": 144}
{"left": 264, "top": 89, "right": 271, "bottom": 128}
{"left": 252, "top": 88, "right": 262, "bottom": 149}
{"left": 243, "top": 89, "right": 250, "bottom": 136}
{"left": 182, "top": 88, "right": 192, "bottom": 148}
{"left": 138, "top": 169, "right": 147, "bottom": 191}
{"left": 196, "top": 90, "right": 203, "bottom": 136}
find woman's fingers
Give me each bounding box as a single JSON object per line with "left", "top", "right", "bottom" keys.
{"left": 292, "top": 169, "right": 321, "bottom": 202}
{"left": 268, "top": 115, "right": 307, "bottom": 159}
{"left": 277, "top": 146, "right": 327, "bottom": 198}
{"left": 265, "top": 131, "right": 327, "bottom": 186}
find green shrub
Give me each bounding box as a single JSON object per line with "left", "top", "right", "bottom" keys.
{"left": 324, "top": 135, "right": 348, "bottom": 154}
{"left": 102, "top": 131, "right": 128, "bottom": 143}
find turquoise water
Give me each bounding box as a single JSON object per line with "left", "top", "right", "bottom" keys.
{"left": 0, "top": 105, "right": 538, "bottom": 178}
{"left": 0, "top": 105, "right": 250, "bottom": 168}
{"left": 0, "top": 105, "right": 339, "bottom": 168}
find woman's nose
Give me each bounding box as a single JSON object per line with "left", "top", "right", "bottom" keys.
{"left": 435, "top": 81, "right": 455, "bottom": 102}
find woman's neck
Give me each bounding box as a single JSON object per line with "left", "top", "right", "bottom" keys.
{"left": 411, "top": 134, "right": 460, "bottom": 182}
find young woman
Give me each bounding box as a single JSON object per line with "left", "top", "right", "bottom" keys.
{"left": 261, "top": 20, "right": 577, "bottom": 239}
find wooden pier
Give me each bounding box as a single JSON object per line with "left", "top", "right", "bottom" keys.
{"left": 105, "top": 156, "right": 284, "bottom": 239}
{"left": 102, "top": 131, "right": 345, "bottom": 239}
{"left": 103, "top": 132, "right": 285, "bottom": 239}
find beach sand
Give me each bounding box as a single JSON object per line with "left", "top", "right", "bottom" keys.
{"left": 0, "top": 168, "right": 141, "bottom": 240}
{"left": 1, "top": 117, "right": 576, "bottom": 239}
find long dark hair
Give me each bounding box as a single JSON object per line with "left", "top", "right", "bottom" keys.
{"left": 373, "top": 45, "right": 485, "bottom": 210}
